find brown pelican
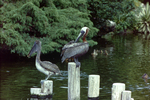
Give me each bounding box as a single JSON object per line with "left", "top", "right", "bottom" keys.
{"left": 61, "top": 27, "right": 89, "bottom": 67}
{"left": 28, "top": 40, "right": 61, "bottom": 83}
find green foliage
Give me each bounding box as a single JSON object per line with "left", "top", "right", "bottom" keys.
{"left": 0, "top": 0, "right": 4, "bottom": 6}
{"left": 113, "top": 10, "right": 136, "bottom": 33}
{"left": 133, "top": 0, "right": 142, "bottom": 7}
{"left": 136, "top": 2, "right": 150, "bottom": 39}
{"left": 0, "top": 0, "right": 98, "bottom": 56}
{"left": 88, "top": 0, "right": 136, "bottom": 34}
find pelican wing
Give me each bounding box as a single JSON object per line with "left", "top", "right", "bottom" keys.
{"left": 40, "top": 61, "right": 60, "bottom": 74}
{"left": 61, "top": 43, "right": 89, "bottom": 63}
{"left": 61, "top": 42, "right": 84, "bottom": 56}
{"left": 61, "top": 40, "right": 76, "bottom": 56}
{"left": 62, "top": 40, "right": 75, "bottom": 50}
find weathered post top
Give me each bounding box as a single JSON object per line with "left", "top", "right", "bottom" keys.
{"left": 68, "top": 62, "right": 80, "bottom": 100}
{"left": 111, "top": 83, "right": 125, "bottom": 100}
{"left": 41, "top": 80, "right": 53, "bottom": 95}
{"left": 122, "top": 90, "right": 131, "bottom": 100}
{"left": 88, "top": 75, "right": 100, "bottom": 99}
{"left": 113, "top": 83, "right": 125, "bottom": 86}
{"left": 30, "top": 80, "right": 53, "bottom": 98}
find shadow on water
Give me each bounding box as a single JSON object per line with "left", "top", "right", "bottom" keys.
{"left": 1, "top": 35, "right": 150, "bottom": 100}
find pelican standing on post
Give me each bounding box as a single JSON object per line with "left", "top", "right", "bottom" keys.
{"left": 28, "top": 40, "right": 61, "bottom": 83}
{"left": 61, "top": 27, "right": 89, "bottom": 67}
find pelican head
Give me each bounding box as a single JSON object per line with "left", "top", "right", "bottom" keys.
{"left": 27, "top": 40, "right": 41, "bottom": 57}
{"left": 75, "top": 27, "right": 89, "bottom": 42}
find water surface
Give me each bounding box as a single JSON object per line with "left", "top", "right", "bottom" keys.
{"left": 1, "top": 35, "right": 150, "bottom": 100}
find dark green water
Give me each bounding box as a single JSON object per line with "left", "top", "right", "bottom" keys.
{"left": 1, "top": 35, "right": 150, "bottom": 100}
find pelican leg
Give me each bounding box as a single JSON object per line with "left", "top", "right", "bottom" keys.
{"left": 74, "top": 58, "right": 80, "bottom": 67}
{"left": 45, "top": 73, "right": 52, "bottom": 80}
{"left": 40, "top": 73, "right": 52, "bottom": 85}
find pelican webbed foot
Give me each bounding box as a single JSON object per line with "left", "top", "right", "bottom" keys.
{"left": 40, "top": 73, "right": 52, "bottom": 85}
{"left": 40, "top": 80, "right": 45, "bottom": 85}
{"left": 75, "top": 62, "right": 81, "bottom": 67}
{"left": 74, "top": 58, "right": 80, "bottom": 67}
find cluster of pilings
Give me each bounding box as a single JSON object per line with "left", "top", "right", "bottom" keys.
{"left": 30, "top": 62, "right": 134, "bottom": 100}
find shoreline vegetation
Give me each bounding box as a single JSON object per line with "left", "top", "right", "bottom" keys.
{"left": 0, "top": 0, "right": 149, "bottom": 57}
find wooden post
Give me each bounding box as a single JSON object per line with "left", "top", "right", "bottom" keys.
{"left": 68, "top": 62, "right": 80, "bottom": 100}
{"left": 111, "top": 83, "right": 125, "bottom": 100}
{"left": 30, "top": 88, "right": 41, "bottom": 97}
{"left": 41, "top": 80, "right": 53, "bottom": 95}
{"left": 30, "top": 80, "right": 53, "bottom": 98}
{"left": 122, "top": 90, "right": 131, "bottom": 100}
{"left": 88, "top": 75, "right": 100, "bottom": 99}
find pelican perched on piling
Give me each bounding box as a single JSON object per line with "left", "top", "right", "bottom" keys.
{"left": 61, "top": 27, "right": 89, "bottom": 67}
{"left": 28, "top": 40, "right": 61, "bottom": 83}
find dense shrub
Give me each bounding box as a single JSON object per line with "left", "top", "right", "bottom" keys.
{"left": 87, "top": 0, "right": 137, "bottom": 34}
{"left": 0, "top": 0, "right": 98, "bottom": 56}
{"left": 136, "top": 2, "right": 150, "bottom": 39}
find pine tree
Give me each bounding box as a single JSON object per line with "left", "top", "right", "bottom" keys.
{"left": 0, "top": 0, "right": 98, "bottom": 56}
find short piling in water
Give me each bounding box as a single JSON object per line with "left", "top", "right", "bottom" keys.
{"left": 30, "top": 80, "right": 53, "bottom": 98}
{"left": 30, "top": 88, "right": 41, "bottom": 97}
{"left": 121, "top": 90, "right": 131, "bottom": 100}
{"left": 41, "top": 80, "right": 53, "bottom": 95}
{"left": 88, "top": 75, "right": 100, "bottom": 99}
{"left": 68, "top": 62, "right": 80, "bottom": 100}
{"left": 111, "top": 83, "right": 125, "bottom": 100}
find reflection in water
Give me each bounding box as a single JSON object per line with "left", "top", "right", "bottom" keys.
{"left": 30, "top": 98, "right": 52, "bottom": 100}
{"left": 1, "top": 35, "right": 150, "bottom": 99}
{"left": 88, "top": 97, "right": 99, "bottom": 100}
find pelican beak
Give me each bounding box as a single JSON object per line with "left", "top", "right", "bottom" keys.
{"left": 75, "top": 30, "right": 85, "bottom": 42}
{"left": 27, "top": 42, "right": 37, "bottom": 58}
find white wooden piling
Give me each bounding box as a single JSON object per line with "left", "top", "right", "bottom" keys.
{"left": 41, "top": 80, "right": 53, "bottom": 95}
{"left": 122, "top": 90, "right": 131, "bottom": 100}
{"left": 88, "top": 75, "right": 100, "bottom": 98}
{"left": 131, "top": 98, "right": 134, "bottom": 100}
{"left": 111, "top": 83, "right": 125, "bottom": 100}
{"left": 30, "top": 80, "right": 53, "bottom": 98}
{"left": 68, "top": 62, "right": 80, "bottom": 100}
{"left": 30, "top": 88, "right": 41, "bottom": 96}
